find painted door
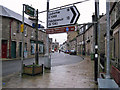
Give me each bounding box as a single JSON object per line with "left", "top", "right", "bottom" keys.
{"left": 19, "top": 42, "right": 22, "bottom": 57}
{"left": 2, "top": 40, "right": 7, "bottom": 58}
{"left": 11, "top": 41, "right": 16, "bottom": 58}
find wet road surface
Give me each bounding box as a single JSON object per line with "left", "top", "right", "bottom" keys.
{"left": 2, "top": 57, "right": 97, "bottom": 88}
{"left": 51, "top": 52, "right": 83, "bottom": 67}
{"left": 2, "top": 52, "right": 83, "bottom": 76}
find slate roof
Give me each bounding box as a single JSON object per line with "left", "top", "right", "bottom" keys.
{"left": 0, "top": 5, "right": 34, "bottom": 26}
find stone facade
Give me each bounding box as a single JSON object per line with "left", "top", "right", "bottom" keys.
{"left": 1, "top": 17, "right": 46, "bottom": 59}
{"left": 51, "top": 39, "right": 59, "bottom": 52}
{"left": 76, "top": 25, "right": 85, "bottom": 55}
{"left": 1, "top": 6, "right": 46, "bottom": 59}
{"left": 110, "top": 1, "right": 120, "bottom": 67}
{"left": 84, "top": 25, "right": 94, "bottom": 55}
{"left": 109, "top": 1, "right": 120, "bottom": 86}
{"left": 67, "top": 31, "right": 78, "bottom": 51}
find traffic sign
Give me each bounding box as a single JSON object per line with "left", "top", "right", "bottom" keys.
{"left": 20, "top": 24, "right": 24, "bottom": 32}
{"left": 25, "top": 5, "right": 35, "bottom": 17}
{"left": 47, "top": 6, "right": 80, "bottom": 28}
{"left": 46, "top": 26, "right": 75, "bottom": 34}
{"left": 32, "top": 23, "right": 41, "bottom": 28}
{"left": 66, "top": 27, "right": 69, "bottom": 32}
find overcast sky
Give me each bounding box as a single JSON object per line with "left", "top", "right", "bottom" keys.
{"left": 0, "top": 0, "right": 106, "bottom": 44}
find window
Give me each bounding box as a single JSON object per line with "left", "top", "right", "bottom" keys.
{"left": 31, "top": 31, "right": 34, "bottom": 38}
{"left": 24, "top": 43, "right": 28, "bottom": 58}
{"left": 31, "top": 43, "right": 35, "bottom": 54}
{"left": 86, "top": 25, "right": 88, "bottom": 30}
{"left": 39, "top": 44, "right": 43, "bottom": 54}
{"left": 41, "top": 34, "right": 43, "bottom": 40}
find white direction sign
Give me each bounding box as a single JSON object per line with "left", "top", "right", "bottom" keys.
{"left": 47, "top": 6, "right": 80, "bottom": 28}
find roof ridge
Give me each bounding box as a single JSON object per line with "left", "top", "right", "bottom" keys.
{"left": 0, "top": 5, "right": 33, "bottom": 26}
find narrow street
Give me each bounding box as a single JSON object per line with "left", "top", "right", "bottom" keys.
{"left": 1, "top": 0, "right": 120, "bottom": 88}
{"left": 2, "top": 56, "right": 96, "bottom": 88}
{"left": 2, "top": 52, "right": 83, "bottom": 76}
{"left": 51, "top": 52, "right": 83, "bottom": 67}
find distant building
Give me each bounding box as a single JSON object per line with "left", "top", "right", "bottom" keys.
{"left": 51, "top": 39, "right": 59, "bottom": 52}
{"left": 49, "top": 38, "right": 53, "bottom": 52}
{"left": 60, "top": 41, "right": 67, "bottom": 52}
{"left": 67, "top": 31, "right": 78, "bottom": 51}
{"left": 0, "top": 5, "right": 47, "bottom": 59}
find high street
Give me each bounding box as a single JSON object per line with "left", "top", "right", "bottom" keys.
{"left": 2, "top": 56, "right": 96, "bottom": 88}
{"left": 2, "top": 52, "right": 83, "bottom": 76}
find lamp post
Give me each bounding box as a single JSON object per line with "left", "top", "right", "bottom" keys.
{"left": 94, "top": 0, "right": 99, "bottom": 82}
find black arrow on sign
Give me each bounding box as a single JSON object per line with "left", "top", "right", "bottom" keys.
{"left": 70, "top": 6, "right": 80, "bottom": 24}
{"left": 70, "top": 7, "right": 76, "bottom": 23}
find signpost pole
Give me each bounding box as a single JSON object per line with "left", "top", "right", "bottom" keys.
{"left": 35, "top": 9, "right": 39, "bottom": 65}
{"left": 106, "top": 0, "right": 110, "bottom": 79}
{"left": 94, "top": 0, "right": 98, "bottom": 82}
{"left": 21, "top": 4, "right": 25, "bottom": 77}
{"left": 46, "top": 0, "right": 51, "bottom": 69}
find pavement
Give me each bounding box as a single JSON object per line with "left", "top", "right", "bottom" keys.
{"left": 2, "top": 56, "right": 97, "bottom": 88}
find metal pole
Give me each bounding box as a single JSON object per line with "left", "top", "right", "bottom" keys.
{"left": 96, "top": 0, "right": 100, "bottom": 78}
{"left": 46, "top": 0, "right": 51, "bottom": 69}
{"left": 46, "top": 0, "right": 49, "bottom": 55}
{"left": 94, "top": 0, "right": 98, "bottom": 81}
{"left": 106, "top": 1, "right": 110, "bottom": 79}
{"left": 35, "top": 9, "right": 39, "bottom": 65}
{"left": 21, "top": 4, "right": 25, "bottom": 76}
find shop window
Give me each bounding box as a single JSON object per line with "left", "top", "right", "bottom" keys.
{"left": 31, "top": 43, "right": 35, "bottom": 54}
{"left": 39, "top": 44, "right": 43, "bottom": 54}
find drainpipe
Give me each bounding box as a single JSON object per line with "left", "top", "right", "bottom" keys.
{"left": 9, "top": 19, "right": 13, "bottom": 58}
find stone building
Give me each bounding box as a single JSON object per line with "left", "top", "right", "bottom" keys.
{"left": 76, "top": 23, "right": 94, "bottom": 56}
{"left": 109, "top": 1, "right": 120, "bottom": 86}
{"left": 1, "top": 5, "right": 46, "bottom": 59}
{"left": 67, "top": 31, "right": 78, "bottom": 51}
{"left": 49, "top": 38, "right": 53, "bottom": 52}
{"left": 76, "top": 25, "right": 85, "bottom": 55}
{"left": 51, "top": 39, "right": 59, "bottom": 52}
{"left": 84, "top": 24, "right": 94, "bottom": 56}
{"left": 110, "top": 1, "right": 120, "bottom": 63}
{"left": 61, "top": 41, "right": 67, "bottom": 52}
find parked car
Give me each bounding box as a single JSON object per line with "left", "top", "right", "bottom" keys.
{"left": 69, "top": 50, "right": 76, "bottom": 55}
{"left": 64, "top": 50, "right": 70, "bottom": 54}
